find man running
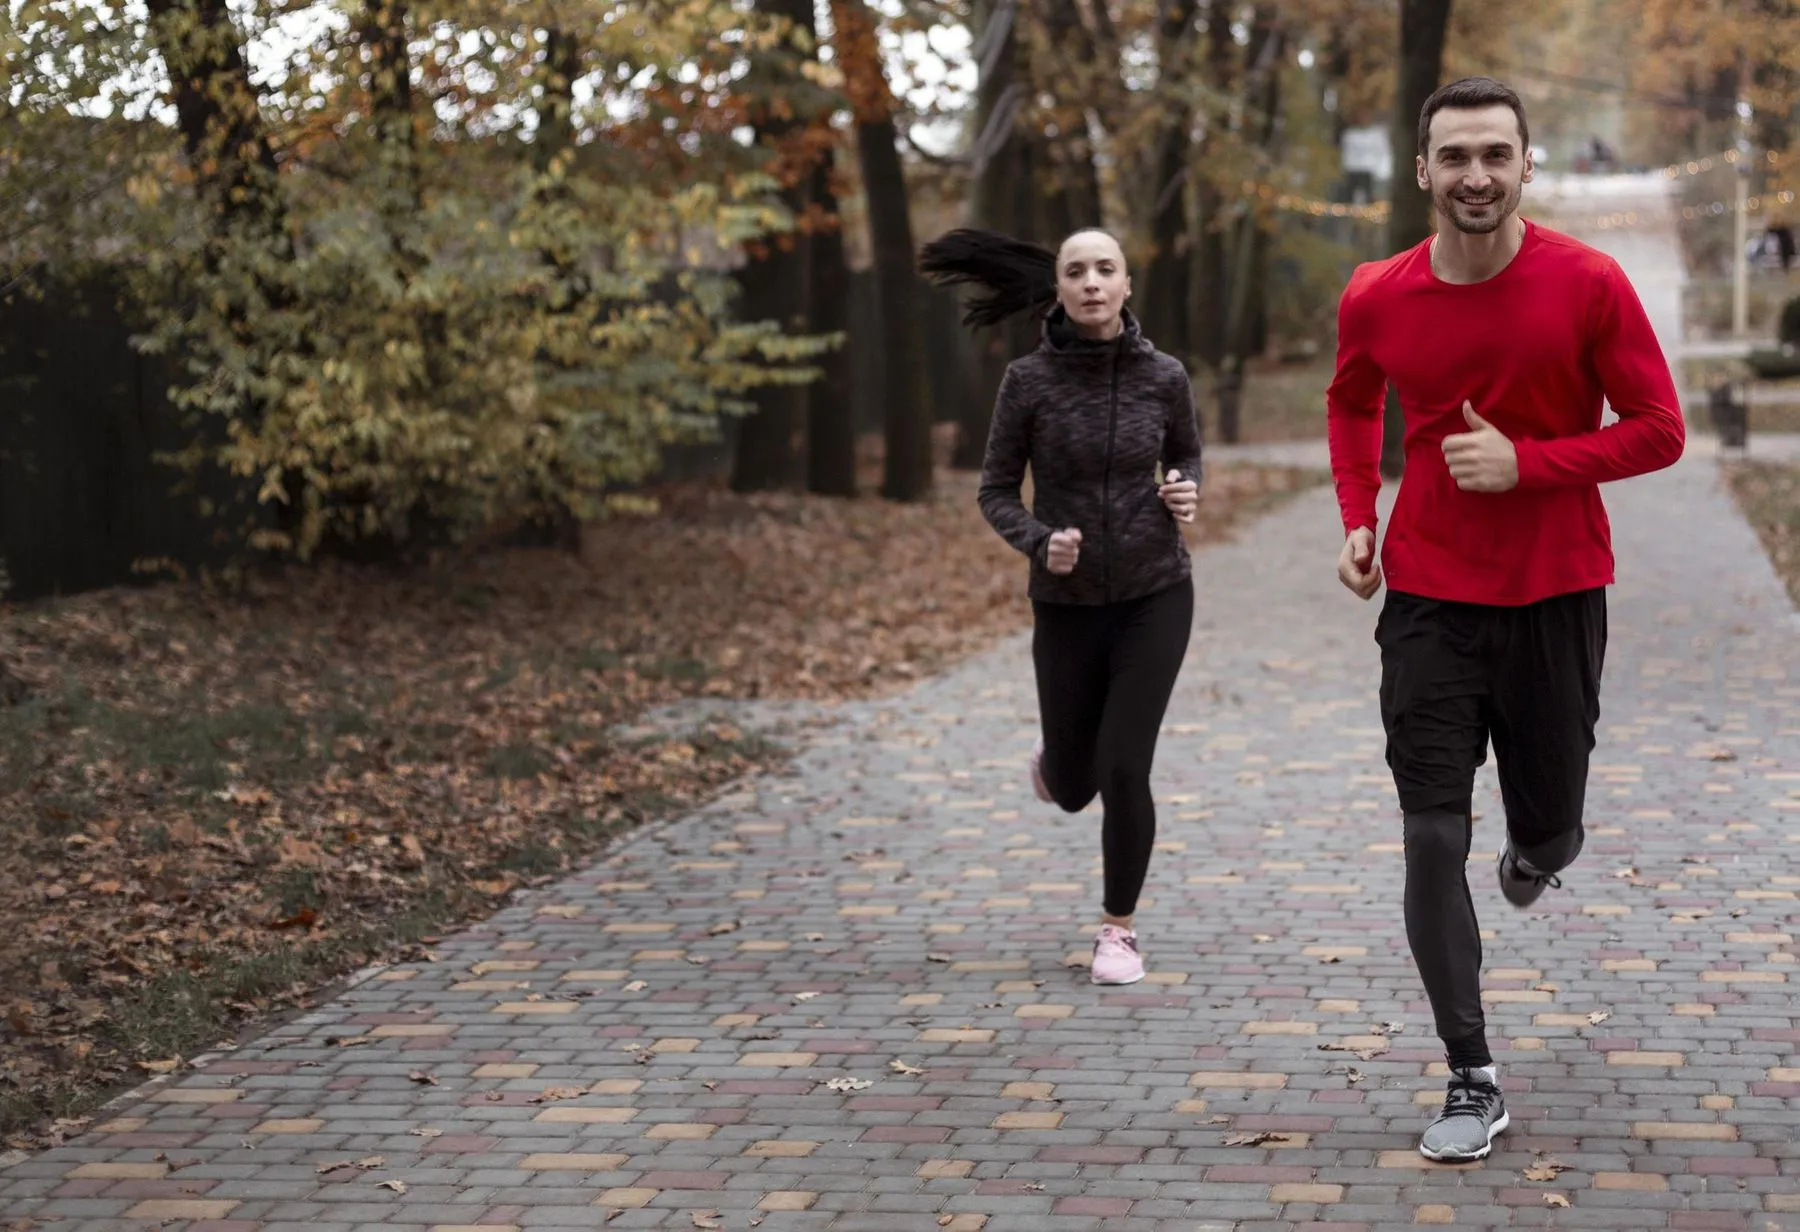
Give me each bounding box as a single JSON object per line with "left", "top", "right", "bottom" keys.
{"left": 1325, "top": 76, "right": 1685, "bottom": 1162}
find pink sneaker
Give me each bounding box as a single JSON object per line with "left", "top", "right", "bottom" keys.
{"left": 1029, "top": 738, "right": 1053, "bottom": 804}
{"left": 1090, "top": 923, "right": 1145, "bottom": 985}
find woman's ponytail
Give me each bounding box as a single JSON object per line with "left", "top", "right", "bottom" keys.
{"left": 917, "top": 227, "right": 1058, "bottom": 329}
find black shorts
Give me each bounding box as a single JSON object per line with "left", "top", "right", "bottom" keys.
{"left": 1376, "top": 587, "right": 1606, "bottom": 842}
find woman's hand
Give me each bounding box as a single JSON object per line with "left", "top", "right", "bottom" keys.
{"left": 1045, "top": 527, "right": 1082, "bottom": 575}
{"left": 1158, "top": 469, "right": 1198, "bottom": 524}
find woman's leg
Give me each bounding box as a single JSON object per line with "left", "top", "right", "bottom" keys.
{"left": 1031, "top": 599, "right": 1110, "bottom": 814}
{"left": 1091, "top": 581, "right": 1194, "bottom": 920}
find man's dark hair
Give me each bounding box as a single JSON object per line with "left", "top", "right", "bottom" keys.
{"left": 1417, "top": 76, "right": 1530, "bottom": 159}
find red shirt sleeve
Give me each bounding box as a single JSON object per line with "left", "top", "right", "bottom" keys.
{"left": 1325, "top": 269, "right": 1387, "bottom": 536}
{"left": 1512, "top": 258, "right": 1687, "bottom": 487}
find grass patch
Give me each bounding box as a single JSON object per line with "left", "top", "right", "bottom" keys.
{"left": 1725, "top": 460, "right": 1800, "bottom": 606}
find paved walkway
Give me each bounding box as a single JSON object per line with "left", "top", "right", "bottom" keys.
{"left": 7, "top": 194, "right": 1800, "bottom": 1232}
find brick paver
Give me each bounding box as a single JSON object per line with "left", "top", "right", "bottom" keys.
{"left": 5, "top": 189, "right": 1798, "bottom": 1232}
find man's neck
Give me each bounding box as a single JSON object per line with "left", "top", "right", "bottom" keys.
{"left": 1430, "top": 215, "right": 1527, "bottom": 285}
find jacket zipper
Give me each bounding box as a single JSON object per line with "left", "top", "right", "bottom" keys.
{"left": 1101, "top": 343, "right": 1121, "bottom": 603}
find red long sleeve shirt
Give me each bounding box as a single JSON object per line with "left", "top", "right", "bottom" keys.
{"left": 1326, "top": 220, "right": 1686, "bottom": 606}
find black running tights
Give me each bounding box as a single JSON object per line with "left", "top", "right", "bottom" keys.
{"left": 1032, "top": 580, "right": 1193, "bottom": 918}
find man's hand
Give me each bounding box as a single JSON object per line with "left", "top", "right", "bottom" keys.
{"left": 1337, "top": 526, "right": 1382, "bottom": 600}
{"left": 1045, "top": 527, "right": 1082, "bottom": 575}
{"left": 1158, "top": 469, "right": 1198, "bottom": 524}
{"left": 1441, "top": 400, "right": 1519, "bottom": 492}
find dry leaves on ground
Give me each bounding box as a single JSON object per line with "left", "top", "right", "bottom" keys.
{"left": 0, "top": 461, "right": 1322, "bottom": 1144}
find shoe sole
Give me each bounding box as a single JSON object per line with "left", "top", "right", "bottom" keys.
{"left": 1418, "top": 1109, "right": 1510, "bottom": 1162}
{"left": 1090, "top": 969, "right": 1146, "bottom": 986}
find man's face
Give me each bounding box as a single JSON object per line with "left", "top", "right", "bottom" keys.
{"left": 1417, "top": 104, "right": 1532, "bottom": 236}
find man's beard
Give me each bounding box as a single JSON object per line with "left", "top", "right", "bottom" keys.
{"left": 1435, "top": 181, "right": 1522, "bottom": 235}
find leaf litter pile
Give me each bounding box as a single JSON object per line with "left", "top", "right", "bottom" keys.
{"left": 0, "top": 462, "right": 1323, "bottom": 1144}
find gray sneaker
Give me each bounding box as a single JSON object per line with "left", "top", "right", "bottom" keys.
{"left": 1419, "top": 1066, "right": 1509, "bottom": 1162}
{"left": 1496, "top": 841, "right": 1562, "bottom": 908}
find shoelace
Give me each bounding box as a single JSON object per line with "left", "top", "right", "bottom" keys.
{"left": 1507, "top": 853, "right": 1562, "bottom": 890}
{"left": 1440, "top": 1074, "right": 1502, "bottom": 1121}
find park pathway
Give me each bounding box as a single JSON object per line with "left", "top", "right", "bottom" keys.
{"left": 4, "top": 181, "right": 1799, "bottom": 1231}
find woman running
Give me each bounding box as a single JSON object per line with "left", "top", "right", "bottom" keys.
{"left": 919, "top": 226, "right": 1202, "bottom": 985}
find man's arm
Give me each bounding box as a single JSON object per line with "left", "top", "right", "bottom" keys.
{"left": 1325, "top": 271, "right": 1388, "bottom": 536}
{"left": 1512, "top": 259, "right": 1686, "bottom": 487}
{"left": 977, "top": 366, "right": 1055, "bottom": 561}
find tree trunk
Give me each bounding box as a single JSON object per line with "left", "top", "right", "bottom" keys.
{"left": 1381, "top": 0, "right": 1452, "bottom": 479}
{"left": 1217, "top": 11, "right": 1284, "bottom": 444}
{"left": 1144, "top": 0, "right": 1199, "bottom": 361}
{"left": 1189, "top": 2, "right": 1235, "bottom": 369}
{"left": 732, "top": 0, "right": 814, "bottom": 492}
{"left": 361, "top": 0, "right": 417, "bottom": 223}
{"left": 1041, "top": 0, "right": 1105, "bottom": 230}
{"left": 806, "top": 147, "right": 858, "bottom": 497}
{"left": 832, "top": 0, "right": 932, "bottom": 502}
{"left": 953, "top": 0, "right": 1027, "bottom": 471}
{"left": 144, "top": 0, "right": 289, "bottom": 266}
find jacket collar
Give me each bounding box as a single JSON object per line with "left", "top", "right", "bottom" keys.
{"left": 1038, "top": 305, "right": 1155, "bottom": 361}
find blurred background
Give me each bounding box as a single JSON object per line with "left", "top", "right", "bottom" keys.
{"left": 3, "top": 0, "right": 1797, "bottom": 598}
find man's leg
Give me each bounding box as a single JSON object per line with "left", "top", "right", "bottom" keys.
{"left": 1377, "top": 593, "right": 1492, "bottom": 1068}
{"left": 1491, "top": 588, "right": 1607, "bottom": 896}
{"left": 1379, "top": 592, "right": 1514, "bottom": 1161}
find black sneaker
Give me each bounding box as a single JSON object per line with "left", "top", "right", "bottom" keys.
{"left": 1497, "top": 840, "right": 1562, "bottom": 908}
{"left": 1419, "top": 1065, "right": 1509, "bottom": 1162}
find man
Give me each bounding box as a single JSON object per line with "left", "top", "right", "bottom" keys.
{"left": 1325, "top": 77, "right": 1685, "bottom": 1163}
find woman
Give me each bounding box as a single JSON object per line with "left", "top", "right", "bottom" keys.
{"left": 919, "top": 226, "right": 1202, "bottom": 985}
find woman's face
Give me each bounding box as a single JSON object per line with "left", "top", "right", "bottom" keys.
{"left": 1055, "top": 230, "right": 1130, "bottom": 338}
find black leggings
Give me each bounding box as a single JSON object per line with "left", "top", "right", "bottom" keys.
{"left": 1032, "top": 579, "right": 1193, "bottom": 918}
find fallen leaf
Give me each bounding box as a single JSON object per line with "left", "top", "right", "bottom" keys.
{"left": 1523, "top": 1159, "right": 1568, "bottom": 1182}
{"left": 531, "top": 1087, "right": 586, "bottom": 1103}
{"left": 1587, "top": 1010, "right": 1612, "bottom": 1026}
{"left": 691, "top": 1212, "right": 723, "bottom": 1230}
{"left": 407, "top": 1070, "right": 438, "bottom": 1086}
{"left": 316, "top": 1155, "right": 383, "bottom": 1175}
{"left": 1345, "top": 1067, "right": 1365, "bottom": 1084}
{"left": 824, "top": 1077, "right": 872, "bottom": 1093}
{"left": 377, "top": 1179, "right": 407, "bottom": 1194}
{"left": 794, "top": 991, "right": 819, "bottom": 1002}
{"left": 408, "top": 1127, "right": 442, "bottom": 1138}
{"left": 889, "top": 1059, "right": 924, "bottom": 1076}
{"left": 1543, "top": 1192, "right": 1570, "bottom": 1208}
{"left": 925, "top": 952, "right": 954, "bottom": 963}
{"left": 623, "top": 981, "right": 647, "bottom": 992}
{"left": 1252, "top": 934, "right": 1274, "bottom": 943}
{"left": 1225, "top": 1131, "right": 1281, "bottom": 1146}
{"left": 136, "top": 1058, "right": 179, "bottom": 1074}
{"left": 708, "top": 920, "right": 740, "bottom": 935}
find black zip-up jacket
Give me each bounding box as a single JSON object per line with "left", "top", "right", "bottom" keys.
{"left": 978, "top": 306, "right": 1204, "bottom": 605}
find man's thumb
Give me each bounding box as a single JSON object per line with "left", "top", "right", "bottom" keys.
{"left": 1462, "top": 400, "right": 1489, "bottom": 430}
